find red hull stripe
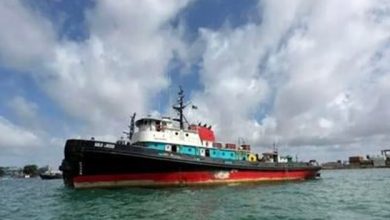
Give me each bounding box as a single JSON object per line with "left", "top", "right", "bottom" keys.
{"left": 73, "top": 170, "right": 317, "bottom": 188}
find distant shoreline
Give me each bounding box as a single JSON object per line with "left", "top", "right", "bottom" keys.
{"left": 322, "top": 165, "right": 390, "bottom": 170}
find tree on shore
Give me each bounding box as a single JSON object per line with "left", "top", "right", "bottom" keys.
{"left": 38, "top": 166, "right": 49, "bottom": 174}
{"left": 23, "top": 165, "right": 38, "bottom": 177}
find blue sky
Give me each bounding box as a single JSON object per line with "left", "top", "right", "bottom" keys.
{"left": 1, "top": 0, "right": 390, "bottom": 166}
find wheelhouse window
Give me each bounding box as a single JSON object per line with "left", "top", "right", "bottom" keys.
{"left": 156, "top": 121, "right": 162, "bottom": 131}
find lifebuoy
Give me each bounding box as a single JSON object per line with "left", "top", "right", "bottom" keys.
{"left": 248, "top": 154, "right": 257, "bottom": 162}
{"left": 165, "top": 144, "right": 172, "bottom": 152}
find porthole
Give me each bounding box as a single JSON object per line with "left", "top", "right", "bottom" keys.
{"left": 175, "top": 132, "right": 178, "bottom": 135}
{"left": 185, "top": 133, "right": 189, "bottom": 137}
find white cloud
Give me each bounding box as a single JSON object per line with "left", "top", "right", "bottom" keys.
{"left": 264, "top": 0, "right": 390, "bottom": 146}
{"left": 41, "top": 0, "right": 190, "bottom": 137}
{"left": 0, "top": 0, "right": 191, "bottom": 165}
{"left": 0, "top": 1, "right": 55, "bottom": 70}
{"left": 0, "top": 116, "right": 64, "bottom": 166}
{"left": 0, "top": 0, "right": 390, "bottom": 164}
{"left": 7, "top": 96, "right": 39, "bottom": 126}
{"left": 186, "top": 26, "right": 269, "bottom": 142}
{"left": 0, "top": 0, "right": 191, "bottom": 137}
{"left": 188, "top": 0, "right": 390, "bottom": 160}
{"left": 0, "top": 116, "right": 42, "bottom": 154}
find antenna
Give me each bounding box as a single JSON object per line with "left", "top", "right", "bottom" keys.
{"left": 171, "top": 86, "right": 197, "bottom": 130}
{"left": 173, "top": 86, "right": 187, "bottom": 129}
{"left": 238, "top": 137, "right": 246, "bottom": 145}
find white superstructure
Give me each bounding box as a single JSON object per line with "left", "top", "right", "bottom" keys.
{"left": 132, "top": 117, "right": 215, "bottom": 148}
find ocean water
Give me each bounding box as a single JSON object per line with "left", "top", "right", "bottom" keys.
{"left": 1, "top": 169, "right": 390, "bottom": 220}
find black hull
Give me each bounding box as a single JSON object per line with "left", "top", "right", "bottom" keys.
{"left": 40, "top": 174, "right": 62, "bottom": 180}
{"left": 60, "top": 139, "right": 321, "bottom": 188}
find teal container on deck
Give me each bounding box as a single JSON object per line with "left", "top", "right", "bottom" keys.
{"left": 210, "top": 149, "right": 236, "bottom": 160}
{"left": 146, "top": 142, "right": 240, "bottom": 161}
{"left": 179, "top": 146, "right": 197, "bottom": 156}
{"left": 147, "top": 142, "right": 166, "bottom": 151}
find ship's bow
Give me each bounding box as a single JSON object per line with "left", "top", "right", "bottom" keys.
{"left": 59, "top": 139, "right": 88, "bottom": 187}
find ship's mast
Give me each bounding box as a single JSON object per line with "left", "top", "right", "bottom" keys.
{"left": 173, "top": 87, "right": 187, "bottom": 130}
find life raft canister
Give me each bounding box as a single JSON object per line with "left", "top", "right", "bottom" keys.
{"left": 165, "top": 144, "right": 172, "bottom": 152}
{"left": 248, "top": 154, "right": 257, "bottom": 162}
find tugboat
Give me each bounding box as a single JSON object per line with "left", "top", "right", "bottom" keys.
{"left": 60, "top": 88, "right": 321, "bottom": 188}
{"left": 39, "top": 169, "right": 62, "bottom": 180}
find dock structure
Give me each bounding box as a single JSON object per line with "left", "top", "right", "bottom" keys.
{"left": 322, "top": 149, "right": 390, "bottom": 169}
{"left": 381, "top": 149, "right": 390, "bottom": 166}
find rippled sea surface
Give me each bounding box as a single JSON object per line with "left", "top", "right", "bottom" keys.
{"left": 1, "top": 169, "right": 390, "bottom": 220}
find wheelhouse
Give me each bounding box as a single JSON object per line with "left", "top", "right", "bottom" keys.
{"left": 135, "top": 117, "right": 174, "bottom": 132}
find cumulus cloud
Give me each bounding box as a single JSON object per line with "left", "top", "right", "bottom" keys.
{"left": 1, "top": 0, "right": 390, "bottom": 164}
{"left": 0, "top": 116, "right": 42, "bottom": 154}
{"left": 188, "top": 0, "right": 390, "bottom": 159}
{"left": 0, "top": 0, "right": 191, "bottom": 164}
{"left": 7, "top": 96, "right": 39, "bottom": 128}
{"left": 0, "top": 1, "right": 55, "bottom": 70}
{"left": 43, "top": 1, "right": 189, "bottom": 134}
{"left": 0, "top": 0, "right": 191, "bottom": 137}
{"left": 262, "top": 0, "right": 390, "bottom": 146}
{"left": 0, "top": 115, "right": 65, "bottom": 166}
{"left": 186, "top": 26, "right": 269, "bottom": 142}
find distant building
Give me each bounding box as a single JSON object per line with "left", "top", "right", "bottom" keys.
{"left": 381, "top": 149, "right": 390, "bottom": 166}
{"left": 381, "top": 149, "right": 390, "bottom": 157}
{"left": 349, "top": 156, "right": 364, "bottom": 165}
{"left": 321, "top": 161, "right": 344, "bottom": 169}
{"left": 371, "top": 156, "right": 386, "bottom": 167}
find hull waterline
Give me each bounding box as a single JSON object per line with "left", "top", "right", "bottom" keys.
{"left": 73, "top": 170, "right": 318, "bottom": 189}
